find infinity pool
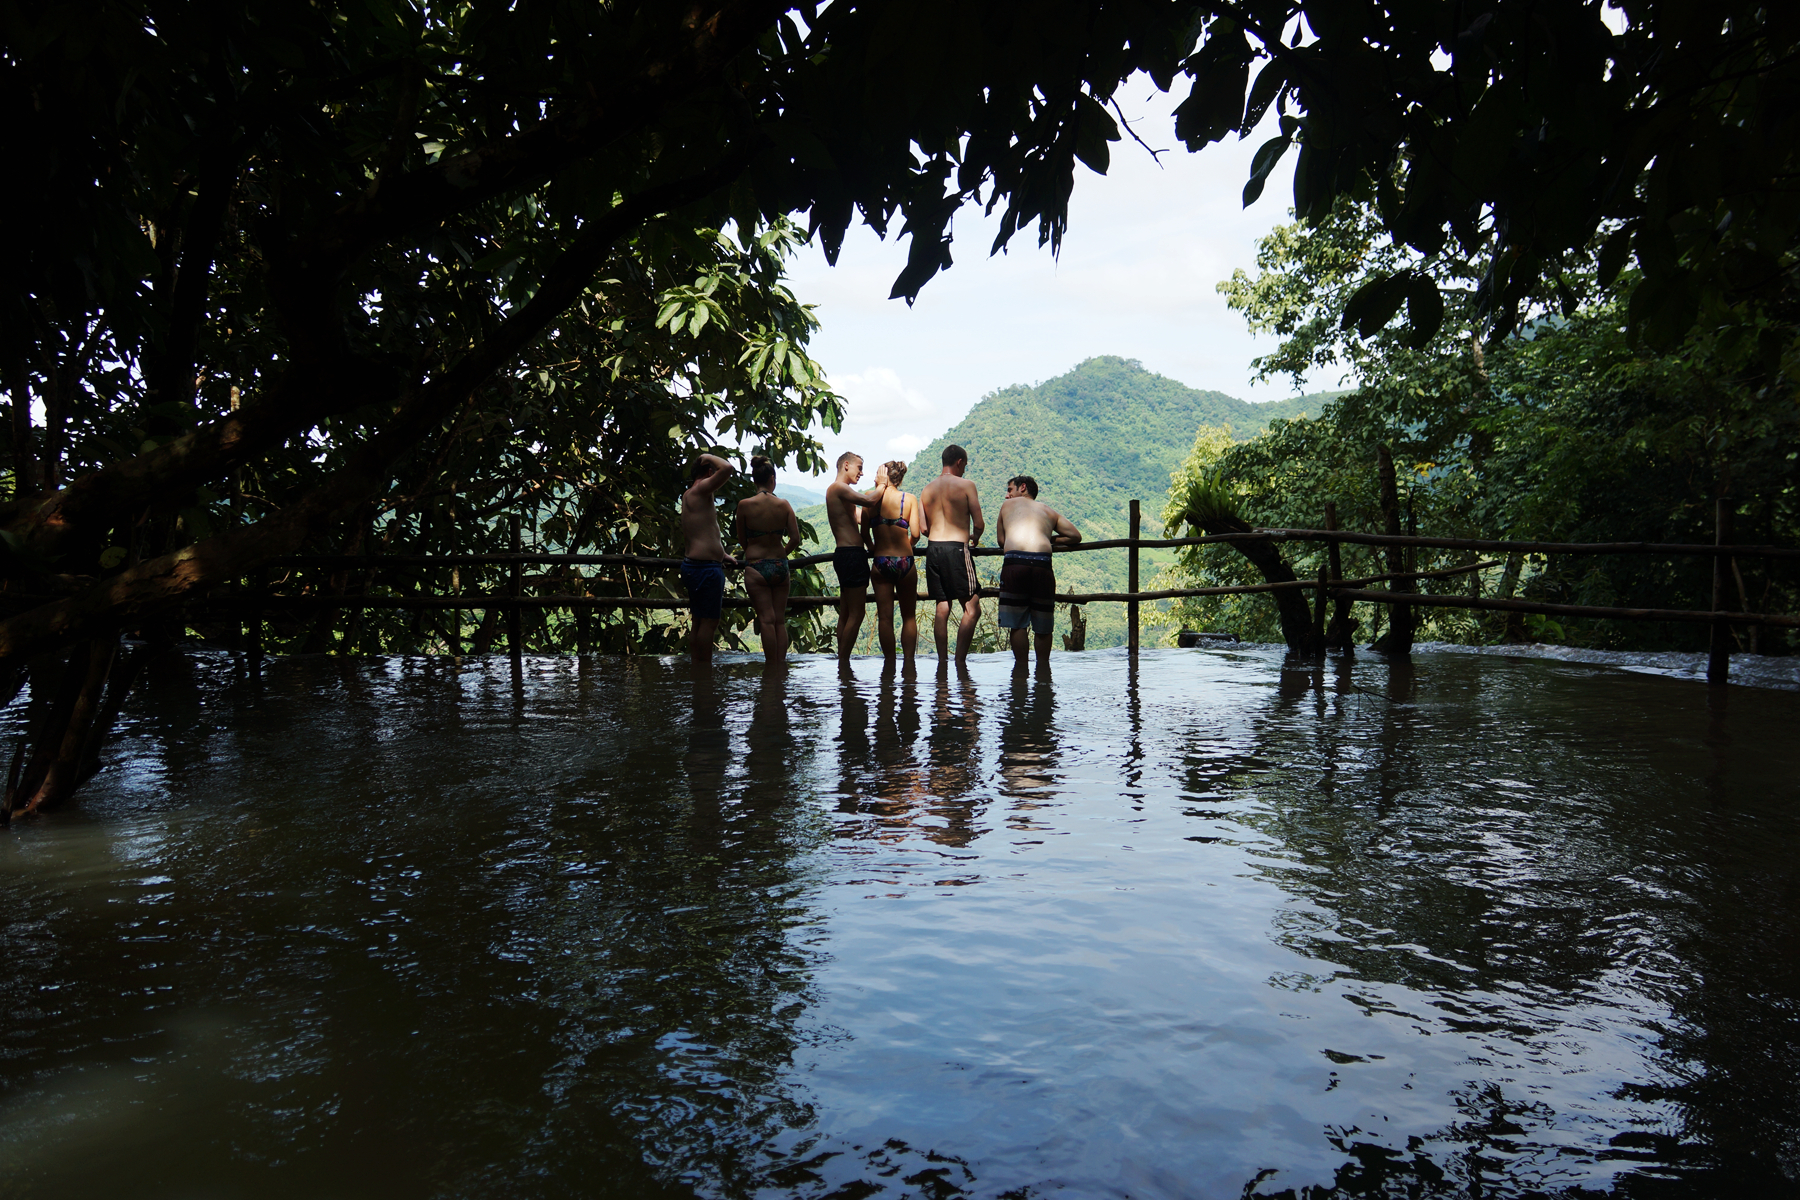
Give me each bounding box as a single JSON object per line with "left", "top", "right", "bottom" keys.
{"left": 3, "top": 647, "right": 1798, "bottom": 1197}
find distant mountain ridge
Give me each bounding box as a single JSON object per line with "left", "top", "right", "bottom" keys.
{"left": 797, "top": 356, "right": 1343, "bottom": 648}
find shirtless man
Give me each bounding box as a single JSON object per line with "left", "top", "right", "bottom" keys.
{"left": 823, "top": 452, "right": 889, "bottom": 661}
{"left": 994, "top": 474, "right": 1080, "bottom": 669}
{"left": 919, "top": 444, "right": 985, "bottom": 665}
{"left": 679, "top": 453, "right": 737, "bottom": 664}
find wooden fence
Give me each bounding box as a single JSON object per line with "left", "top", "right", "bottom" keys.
{"left": 238, "top": 502, "right": 1799, "bottom": 685}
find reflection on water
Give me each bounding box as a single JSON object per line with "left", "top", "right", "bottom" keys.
{"left": 3, "top": 647, "right": 1800, "bottom": 1197}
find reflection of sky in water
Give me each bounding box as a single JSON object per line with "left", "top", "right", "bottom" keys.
{"left": 2, "top": 648, "right": 1798, "bottom": 1198}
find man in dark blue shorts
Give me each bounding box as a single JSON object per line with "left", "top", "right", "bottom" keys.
{"left": 680, "top": 453, "right": 737, "bottom": 664}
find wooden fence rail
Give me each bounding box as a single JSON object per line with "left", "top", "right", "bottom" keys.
{"left": 233, "top": 498, "right": 1795, "bottom": 684}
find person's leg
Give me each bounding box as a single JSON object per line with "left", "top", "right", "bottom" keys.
{"left": 746, "top": 571, "right": 779, "bottom": 664}
{"left": 1009, "top": 625, "right": 1028, "bottom": 664}
{"left": 839, "top": 587, "right": 866, "bottom": 659}
{"left": 933, "top": 601, "right": 951, "bottom": 658}
{"left": 691, "top": 616, "right": 720, "bottom": 664}
{"left": 874, "top": 576, "right": 897, "bottom": 659}
{"left": 899, "top": 570, "right": 918, "bottom": 663}
{"left": 774, "top": 578, "right": 791, "bottom": 659}
{"left": 1034, "top": 628, "right": 1052, "bottom": 668}
{"left": 955, "top": 596, "right": 981, "bottom": 663}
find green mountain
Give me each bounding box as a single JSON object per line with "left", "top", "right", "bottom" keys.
{"left": 799, "top": 356, "right": 1342, "bottom": 649}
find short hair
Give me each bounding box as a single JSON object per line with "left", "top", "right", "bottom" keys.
{"left": 691, "top": 456, "right": 719, "bottom": 479}
{"left": 1009, "top": 475, "right": 1038, "bottom": 499}
{"left": 941, "top": 444, "right": 968, "bottom": 467}
{"left": 836, "top": 451, "right": 862, "bottom": 470}
{"left": 883, "top": 459, "right": 908, "bottom": 487}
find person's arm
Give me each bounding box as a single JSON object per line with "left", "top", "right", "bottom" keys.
{"left": 860, "top": 500, "right": 875, "bottom": 552}
{"left": 690, "top": 454, "right": 735, "bottom": 500}
{"left": 1050, "top": 508, "right": 1081, "bottom": 546}
{"left": 993, "top": 500, "right": 1007, "bottom": 551}
{"left": 908, "top": 493, "right": 926, "bottom": 546}
{"left": 967, "top": 485, "right": 986, "bottom": 546}
{"left": 839, "top": 474, "right": 890, "bottom": 509}
{"left": 783, "top": 501, "right": 801, "bottom": 557}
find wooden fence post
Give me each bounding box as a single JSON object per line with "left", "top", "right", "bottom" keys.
{"left": 1128, "top": 498, "right": 1140, "bottom": 654}
{"left": 246, "top": 567, "right": 265, "bottom": 671}
{"left": 508, "top": 516, "right": 524, "bottom": 674}
{"left": 1323, "top": 501, "right": 1353, "bottom": 654}
{"left": 1709, "top": 498, "right": 1733, "bottom": 686}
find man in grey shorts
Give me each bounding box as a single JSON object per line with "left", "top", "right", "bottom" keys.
{"left": 919, "top": 444, "right": 986, "bottom": 665}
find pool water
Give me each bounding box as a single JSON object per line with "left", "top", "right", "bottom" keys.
{"left": 3, "top": 647, "right": 1799, "bottom": 1198}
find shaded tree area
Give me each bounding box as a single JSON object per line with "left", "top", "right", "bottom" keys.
{"left": 5, "top": 0, "right": 1799, "bottom": 813}
{"left": 1157, "top": 198, "right": 1799, "bottom": 652}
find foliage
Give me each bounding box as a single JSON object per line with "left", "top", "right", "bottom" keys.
{"left": 1171, "top": 0, "right": 1800, "bottom": 363}
{"left": 1157, "top": 201, "right": 1800, "bottom": 651}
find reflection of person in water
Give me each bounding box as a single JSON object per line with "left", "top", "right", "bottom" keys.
{"left": 922, "top": 661, "right": 985, "bottom": 849}
{"left": 741, "top": 662, "right": 795, "bottom": 813}
{"left": 685, "top": 667, "right": 732, "bottom": 851}
{"left": 997, "top": 662, "right": 1059, "bottom": 826}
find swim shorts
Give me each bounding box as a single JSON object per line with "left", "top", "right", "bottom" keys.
{"left": 997, "top": 551, "right": 1054, "bottom": 636}
{"left": 679, "top": 557, "right": 727, "bottom": 621}
{"left": 832, "top": 545, "right": 871, "bottom": 590}
{"left": 872, "top": 554, "right": 914, "bottom": 583}
{"left": 925, "top": 541, "right": 978, "bottom": 602}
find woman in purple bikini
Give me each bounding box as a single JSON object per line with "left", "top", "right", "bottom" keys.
{"left": 863, "top": 460, "right": 927, "bottom": 667}
{"left": 734, "top": 456, "right": 800, "bottom": 666}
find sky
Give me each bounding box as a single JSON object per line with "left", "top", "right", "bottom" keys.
{"left": 777, "top": 88, "right": 1330, "bottom": 485}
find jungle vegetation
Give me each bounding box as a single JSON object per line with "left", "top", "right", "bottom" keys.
{"left": 1156, "top": 197, "right": 1800, "bottom": 652}
{"left": 5, "top": 0, "right": 1798, "bottom": 811}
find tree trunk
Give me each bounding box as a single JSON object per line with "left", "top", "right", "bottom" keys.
{"left": 1197, "top": 513, "right": 1321, "bottom": 654}
{"left": 5, "top": 356, "right": 39, "bottom": 498}
{"left": 1369, "top": 444, "right": 1413, "bottom": 656}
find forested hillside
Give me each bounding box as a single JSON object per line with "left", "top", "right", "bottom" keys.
{"left": 799, "top": 357, "right": 1337, "bottom": 648}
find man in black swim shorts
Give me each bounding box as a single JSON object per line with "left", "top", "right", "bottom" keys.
{"left": 919, "top": 444, "right": 987, "bottom": 665}
{"left": 823, "top": 452, "right": 888, "bottom": 662}
{"left": 994, "top": 474, "right": 1081, "bottom": 670}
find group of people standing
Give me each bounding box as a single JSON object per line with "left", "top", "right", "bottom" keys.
{"left": 679, "top": 444, "right": 1081, "bottom": 669}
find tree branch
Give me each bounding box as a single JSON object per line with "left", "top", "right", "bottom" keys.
{"left": 0, "top": 154, "right": 759, "bottom": 664}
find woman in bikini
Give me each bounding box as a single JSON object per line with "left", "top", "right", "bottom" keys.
{"left": 862, "top": 460, "right": 927, "bottom": 667}
{"left": 735, "top": 456, "right": 801, "bottom": 665}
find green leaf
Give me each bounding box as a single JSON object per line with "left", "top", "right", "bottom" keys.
{"left": 1596, "top": 226, "right": 1632, "bottom": 288}
{"left": 1401, "top": 275, "right": 1444, "bottom": 348}
{"left": 1242, "top": 135, "right": 1290, "bottom": 207}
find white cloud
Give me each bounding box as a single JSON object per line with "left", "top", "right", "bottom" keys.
{"left": 787, "top": 92, "right": 1332, "bottom": 482}
{"left": 885, "top": 432, "right": 926, "bottom": 455}
{"left": 834, "top": 367, "right": 937, "bottom": 429}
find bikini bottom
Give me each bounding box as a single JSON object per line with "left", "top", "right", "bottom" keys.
{"left": 872, "top": 555, "right": 915, "bottom": 583}
{"left": 747, "top": 558, "right": 790, "bottom": 584}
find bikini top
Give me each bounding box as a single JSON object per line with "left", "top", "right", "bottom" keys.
{"left": 876, "top": 492, "right": 911, "bottom": 531}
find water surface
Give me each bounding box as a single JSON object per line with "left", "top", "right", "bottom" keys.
{"left": 3, "top": 647, "right": 1799, "bottom": 1198}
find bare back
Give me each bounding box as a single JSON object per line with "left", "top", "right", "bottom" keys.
{"left": 920, "top": 474, "right": 983, "bottom": 544}
{"left": 682, "top": 488, "right": 728, "bottom": 560}
{"left": 996, "top": 495, "right": 1079, "bottom": 554}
